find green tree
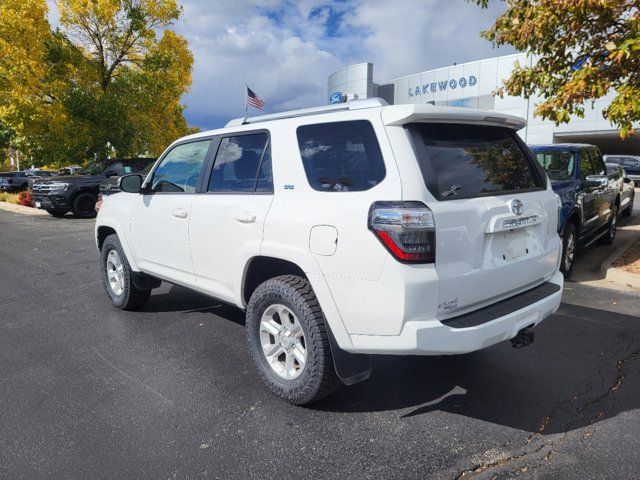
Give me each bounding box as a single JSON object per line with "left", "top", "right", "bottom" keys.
{"left": 0, "top": 0, "right": 194, "bottom": 167}
{"left": 471, "top": 0, "right": 639, "bottom": 137}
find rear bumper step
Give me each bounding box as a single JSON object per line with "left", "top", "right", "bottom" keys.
{"left": 441, "top": 282, "right": 561, "bottom": 329}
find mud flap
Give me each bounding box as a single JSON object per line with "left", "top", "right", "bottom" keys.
{"left": 326, "top": 325, "right": 371, "bottom": 386}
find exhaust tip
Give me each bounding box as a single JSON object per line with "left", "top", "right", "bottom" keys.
{"left": 511, "top": 326, "right": 535, "bottom": 349}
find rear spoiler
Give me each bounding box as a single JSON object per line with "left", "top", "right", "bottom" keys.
{"left": 381, "top": 104, "right": 526, "bottom": 130}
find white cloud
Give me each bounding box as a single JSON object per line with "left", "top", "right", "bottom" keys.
{"left": 47, "top": 0, "right": 513, "bottom": 130}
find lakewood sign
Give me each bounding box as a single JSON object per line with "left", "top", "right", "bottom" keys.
{"left": 408, "top": 75, "right": 477, "bottom": 97}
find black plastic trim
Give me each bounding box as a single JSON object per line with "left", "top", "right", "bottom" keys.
{"left": 441, "top": 282, "right": 561, "bottom": 329}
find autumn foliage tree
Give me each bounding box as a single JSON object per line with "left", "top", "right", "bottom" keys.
{"left": 471, "top": 0, "right": 640, "bottom": 138}
{"left": 0, "top": 0, "right": 194, "bottom": 166}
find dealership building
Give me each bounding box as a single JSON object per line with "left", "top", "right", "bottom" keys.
{"left": 327, "top": 53, "right": 639, "bottom": 154}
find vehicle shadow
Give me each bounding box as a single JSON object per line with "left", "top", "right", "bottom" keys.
{"left": 138, "top": 284, "right": 639, "bottom": 436}
{"left": 311, "top": 302, "right": 640, "bottom": 435}
{"left": 569, "top": 209, "right": 640, "bottom": 282}
{"left": 140, "top": 283, "right": 245, "bottom": 325}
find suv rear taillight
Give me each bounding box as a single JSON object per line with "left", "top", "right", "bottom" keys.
{"left": 369, "top": 201, "right": 435, "bottom": 263}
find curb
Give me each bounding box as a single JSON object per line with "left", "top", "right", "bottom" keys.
{"left": 0, "top": 201, "right": 48, "bottom": 216}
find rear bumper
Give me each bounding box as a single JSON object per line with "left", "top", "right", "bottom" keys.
{"left": 346, "top": 270, "right": 563, "bottom": 355}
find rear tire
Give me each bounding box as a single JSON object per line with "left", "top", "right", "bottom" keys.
{"left": 100, "top": 234, "right": 151, "bottom": 310}
{"left": 601, "top": 204, "right": 619, "bottom": 245}
{"left": 72, "top": 192, "right": 97, "bottom": 218}
{"left": 560, "top": 222, "right": 577, "bottom": 278}
{"left": 46, "top": 209, "right": 67, "bottom": 218}
{"left": 622, "top": 193, "right": 634, "bottom": 218}
{"left": 246, "top": 275, "right": 340, "bottom": 405}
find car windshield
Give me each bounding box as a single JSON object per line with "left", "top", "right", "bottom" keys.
{"left": 78, "top": 161, "right": 107, "bottom": 175}
{"left": 534, "top": 150, "right": 574, "bottom": 181}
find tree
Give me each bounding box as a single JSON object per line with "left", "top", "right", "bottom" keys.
{"left": 0, "top": 0, "right": 194, "bottom": 166}
{"left": 471, "top": 0, "right": 639, "bottom": 137}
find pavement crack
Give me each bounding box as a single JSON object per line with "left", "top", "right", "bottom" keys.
{"left": 453, "top": 346, "right": 640, "bottom": 479}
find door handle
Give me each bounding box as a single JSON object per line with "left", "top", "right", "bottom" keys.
{"left": 235, "top": 212, "right": 256, "bottom": 224}
{"left": 172, "top": 208, "right": 189, "bottom": 219}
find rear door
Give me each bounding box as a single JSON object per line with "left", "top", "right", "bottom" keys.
{"left": 189, "top": 131, "right": 274, "bottom": 303}
{"left": 403, "top": 123, "right": 559, "bottom": 316}
{"left": 586, "top": 148, "right": 612, "bottom": 229}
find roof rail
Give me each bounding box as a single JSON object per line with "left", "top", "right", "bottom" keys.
{"left": 225, "top": 98, "right": 389, "bottom": 127}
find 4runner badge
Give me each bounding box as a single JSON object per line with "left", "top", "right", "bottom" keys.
{"left": 510, "top": 199, "right": 524, "bottom": 216}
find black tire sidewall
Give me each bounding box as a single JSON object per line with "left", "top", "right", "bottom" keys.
{"left": 560, "top": 223, "right": 576, "bottom": 277}
{"left": 72, "top": 192, "right": 97, "bottom": 218}
{"left": 46, "top": 209, "right": 67, "bottom": 217}
{"left": 100, "top": 235, "right": 133, "bottom": 309}
{"left": 246, "top": 276, "right": 337, "bottom": 404}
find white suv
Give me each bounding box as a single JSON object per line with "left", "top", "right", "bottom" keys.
{"left": 96, "top": 99, "right": 563, "bottom": 404}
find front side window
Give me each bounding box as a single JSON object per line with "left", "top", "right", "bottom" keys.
{"left": 296, "top": 120, "right": 386, "bottom": 192}
{"left": 408, "top": 123, "right": 541, "bottom": 200}
{"left": 588, "top": 149, "right": 606, "bottom": 175}
{"left": 208, "top": 133, "right": 271, "bottom": 193}
{"left": 535, "top": 151, "right": 575, "bottom": 180}
{"left": 150, "top": 140, "right": 211, "bottom": 193}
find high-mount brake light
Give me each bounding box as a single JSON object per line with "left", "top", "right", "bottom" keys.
{"left": 368, "top": 201, "right": 436, "bottom": 263}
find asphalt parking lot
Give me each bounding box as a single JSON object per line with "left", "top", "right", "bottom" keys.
{"left": 1, "top": 209, "right": 639, "bottom": 480}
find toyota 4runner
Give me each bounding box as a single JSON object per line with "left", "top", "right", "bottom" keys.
{"left": 95, "top": 99, "right": 563, "bottom": 404}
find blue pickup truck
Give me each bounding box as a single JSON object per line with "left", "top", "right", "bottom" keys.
{"left": 529, "top": 144, "right": 619, "bottom": 277}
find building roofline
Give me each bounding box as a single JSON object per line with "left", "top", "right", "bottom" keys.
{"left": 378, "top": 51, "right": 526, "bottom": 85}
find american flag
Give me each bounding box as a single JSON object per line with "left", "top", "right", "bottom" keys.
{"left": 246, "top": 86, "right": 265, "bottom": 110}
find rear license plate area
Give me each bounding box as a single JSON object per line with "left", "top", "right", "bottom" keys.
{"left": 501, "top": 229, "right": 528, "bottom": 261}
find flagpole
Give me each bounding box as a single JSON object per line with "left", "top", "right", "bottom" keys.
{"left": 243, "top": 82, "right": 248, "bottom": 125}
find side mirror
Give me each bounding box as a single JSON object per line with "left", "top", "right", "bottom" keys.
{"left": 623, "top": 177, "right": 632, "bottom": 184}
{"left": 119, "top": 174, "right": 143, "bottom": 193}
{"left": 584, "top": 175, "right": 607, "bottom": 188}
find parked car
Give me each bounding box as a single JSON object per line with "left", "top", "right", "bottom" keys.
{"left": 96, "top": 99, "right": 564, "bottom": 405}
{"left": 530, "top": 144, "right": 619, "bottom": 277}
{"left": 32, "top": 158, "right": 155, "bottom": 218}
{"left": 604, "top": 155, "right": 640, "bottom": 183}
{"left": 26, "top": 170, "right": 57, "bottom": 189}
{"left": 96, "top": 163, "right": 155, "bottom": 212}
{"left": 58, "top": 165, "right": 82, "bottom": 176}
{"left": 0, "top": 171, "right": 35, "bottom": 192}
{"left": 605, "top": 163, "right": 635, "bottom": 217}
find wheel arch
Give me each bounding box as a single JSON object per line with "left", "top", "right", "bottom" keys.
{"left": 95, "top": 219, "right": 141, "bottom": 272}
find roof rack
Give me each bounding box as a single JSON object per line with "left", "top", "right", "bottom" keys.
{"left": 225, "top": 98, "right": 389, "bottom": 127}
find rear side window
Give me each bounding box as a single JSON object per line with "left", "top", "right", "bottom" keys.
{"left": 296, "top": 120, "right": 385, "bottom": 192}
{"left": 408, "top": 123, "right": 542, "bottom": 200}
{"left": 208, "top": 133, "right": 271, "bottom": 193}
{"left": 534, "top": 150, "right": 574, "bottom": 180}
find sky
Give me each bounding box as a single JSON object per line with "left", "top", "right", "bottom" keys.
{"left": 46, "top": 0, "right": 514, "bottom": 131}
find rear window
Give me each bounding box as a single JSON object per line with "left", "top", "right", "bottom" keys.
{"left": 296, "top": 120, "right": 385, "bottom": 192}
{"left": 534, "top": 150, "right": 575, "bottom": 180}
{"left": 408, "top": 123, "right": 542, "bottom": 200}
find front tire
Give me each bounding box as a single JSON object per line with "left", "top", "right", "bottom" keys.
{"left": 560, "top": 222, "right": 577, "bottom": 278}
{"left": 46, "top": 209, "right": 68, "bottom": 218}
{"left": 100, "top": 234, "right": 151, "bottom": 310}
{"left": 622, "top": 193, "right": 634, "bottom": 218}
{"left": 246, "top": 275, "right": 340, "bottom": 405}
{"left": 72, "top": 192, "right": 97, "bottom": 218}
{"left": 601, "top": 204, "right": 619, "bottom": 245}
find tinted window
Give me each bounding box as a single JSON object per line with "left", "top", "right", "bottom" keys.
{"left": 535, "top": 151, "right": 574, "bottom": 180}
{"left": 296, "top": 120, "right": 385, "bottom": 192}
{"left": 409, "top": 123, "right": 540, "bottom": 200}
{"left": 606, "top": 157, "right": 623, "bottom": 164}
{"left": 151, "top": 140, "right": 211, "bottom": 193}
{"left": 579, "top": 151, "right": 596, "bottom": 180}
{"left": 208, "top": 133, "right": 271, "bottom": 193}
{"left": 588, "top": 149, "right": 606, "bottom": 175}
{"left": 623, "top": 157, "right": 640, "bottom": 167}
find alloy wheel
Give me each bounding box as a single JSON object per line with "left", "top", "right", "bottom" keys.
{"left": 259, "top": 304, "right": 307, "bottom": 380}
{"left": 106, "top": 249, "right": 125, "bottom": 296}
